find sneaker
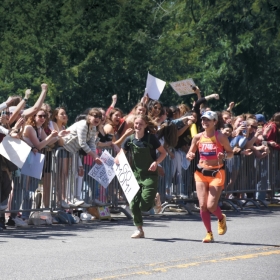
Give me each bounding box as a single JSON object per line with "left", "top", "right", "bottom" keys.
{"left": 131, "top": 230, "right": 145, "bottom": 238}
{"left": 92, "top": 199, "right": 110, "bottom": 206}
{"left": 179, "top": 194, "right": 188, "bottom": 199}
{"left": 245, "top": 201, "right": 254, "bottom": 206}
{"left": 67, "top": 201, "right": 76, "bottom": 207}
{"left": 6, "top": 217, "right": 15, "bottom": 226}
{"left": 73, "top": 198, "right": 85, "bottom": 207}
{"left": 79, "top": 202, "right": 92, "bottom": 208}
{"left": 60, "top": 200, "right": 70, "bottom": 208}
{"left": 13, "top": 217, "right": 28, "bottom": 227}
{"left": 218, "top": 214, "right": 227, "bottom": 235}
{"left": 202, "top": 232, "right": 214, "bottom": 243}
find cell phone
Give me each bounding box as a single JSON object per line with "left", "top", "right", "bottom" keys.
{"left": 262, "top": 141, "right": 267, "bottom": 146}
{"left": 241, "top": 121, "right": 247, "bottom": 136}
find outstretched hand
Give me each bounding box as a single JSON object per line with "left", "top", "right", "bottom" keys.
{"left": 58, "top": 130, "right": 70, "bottom": 137}
{"left": 25, "top": 89, "right": 32, "bottom": 99}
{"left": 41, "top": 83, "right": 48, "bottom": 92}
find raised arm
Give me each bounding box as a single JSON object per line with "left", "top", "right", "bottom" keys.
{"left": 22, "top": 84, "right": 48, "bottom": 118}
{"left": 105, "top": 94, "right": 117, "bottom": 117}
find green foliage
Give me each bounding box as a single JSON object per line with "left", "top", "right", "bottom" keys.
{"left": 0, "top": 0, "right": 279, "bottom": 122}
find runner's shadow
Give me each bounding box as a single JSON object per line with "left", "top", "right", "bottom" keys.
{"left": 148, "top": 237, "right": 280, "bottom": 247}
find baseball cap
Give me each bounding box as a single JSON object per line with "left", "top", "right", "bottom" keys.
{"left": 255, "top": 114, "right": 266, "bottom": 124}
{"left": 201, "top": 111, "right": 217, "bottom": 120}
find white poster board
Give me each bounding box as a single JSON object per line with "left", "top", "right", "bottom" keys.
{"left": 145, "top": 72, "right": 166, "bottom": 100}
{"left": 21, "top": 152, "right": 45, "bottom": 180}
{"left": 113, "top": 150, "right": 140, "bottom": 204}
{"left": 170, "top": 78, "right": 196, "bottom": 96}
{"left": 88, "top": 150, "right": 116, "bottom": 188}
{"left": 0, "top": 136, "right": 31, "bottom": 168}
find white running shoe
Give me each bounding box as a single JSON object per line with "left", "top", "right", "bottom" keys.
{"left": 73, "top": 198, "right": 85, "bottom": 207}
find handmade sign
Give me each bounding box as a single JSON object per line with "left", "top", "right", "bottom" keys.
{"left": 88, "top": 150, "right": 115, "bottom": 188}
{"left": 145, "top": 72, "right": 166, "bottom": 100}
{"left": 113, "top": 150, "right": 140, "bottom": 204}
{"left": 0, "top": 136, "right": 31, "bottom": 168}
{"left": 21, "top": 152, "right": 45, "bottom": 179}
{"left": 170, "top": 78, "right": 196, "bottom": 96}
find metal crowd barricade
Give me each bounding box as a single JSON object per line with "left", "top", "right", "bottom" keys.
{"left": 2, "top": 146, "right": 280, "bottom": 220}
{"left": 158, "top": 148, "right": 280, "bottom": 213}
{"left": 3, "top": 147, "right": 55, "bottom": 217}
{"left": 222, "top": 149, "right": 280, "bottom": 210}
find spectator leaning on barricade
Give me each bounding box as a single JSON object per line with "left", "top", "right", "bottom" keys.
{"left": 51, "top": 106, "right": 71, "bottom": 208}
{"left": 62, "top": 108, "right": 103, "bottom": 164}
{"left": 262, "top": 112, "right": 280, "bottom": 150}
{"left": 186, "top": 111, "right": 233, "bottom": 243}
{"left": 104, "top": 107, "right": 134, "bottom": 149}
{"left": 40, "top": 103, "right": 55, "bottom": 209}
{"left": 21, "top": 108, "right": 68, "bottom": 220}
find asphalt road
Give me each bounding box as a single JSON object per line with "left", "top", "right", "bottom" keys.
{"left": 1, "top": 205, "right": 280, "bottom": 280}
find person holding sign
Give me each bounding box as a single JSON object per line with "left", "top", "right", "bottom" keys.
{"left": 186, "top": 111, "right": 233, "bottom": 243}
{"left": 115, "top": 115, "right": 166, "bottom": 238}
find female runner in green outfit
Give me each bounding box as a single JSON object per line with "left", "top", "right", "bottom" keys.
{"left": 115, "top": 114, "right": 166, "bottom": 238}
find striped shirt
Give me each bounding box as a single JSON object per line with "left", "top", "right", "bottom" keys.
{"left": 63, "top": 120, "right": 96, "bottom": 154}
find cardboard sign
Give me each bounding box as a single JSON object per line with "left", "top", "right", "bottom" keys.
{"left": 0, "top": 136, "right": 31, "bottom": 168}
{"left": 145, "top": 72, "right": 166, "bottom": 100}
{"left": 21, "top": 152, "right": 45, "bottom": 179}
{"left": 170, "top": 78, "right": 196, "bottom": 96}
{"left": 88, "top": 150, "right": 115, "bottom": 188}
{"left": 113, "top": 150, "right": 140, "bottom": 204}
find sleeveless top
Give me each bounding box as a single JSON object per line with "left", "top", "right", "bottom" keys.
{"left": 198, "top": 131, "right": 223, "bottom": 160}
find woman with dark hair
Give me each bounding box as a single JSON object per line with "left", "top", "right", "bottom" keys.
{"left": 148, "top": 100, "right": 164, "bottom": 124}
{"left": 104, "top": 107, "right": 134, "bottom": 148}
{"left": 187, "top": 111, "right": 233, "bottom": 243}
{"left": 117, "top": 102, "right": 148, "bottom": 139}
{"left": 62, "top": 108, "right": 102, "bottom": 163}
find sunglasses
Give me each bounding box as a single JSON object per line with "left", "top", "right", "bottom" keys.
{"left": 153, "top": 106, "right": 161, "bottom": 110}
{"left": 36, "top": 115, "right": 46, "bottom": 118}
{"left": 91, "top": 114, "right": 102, "bottom": 119}
{"left": 1, "top": 111, "right": 12, "bottom": 115}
